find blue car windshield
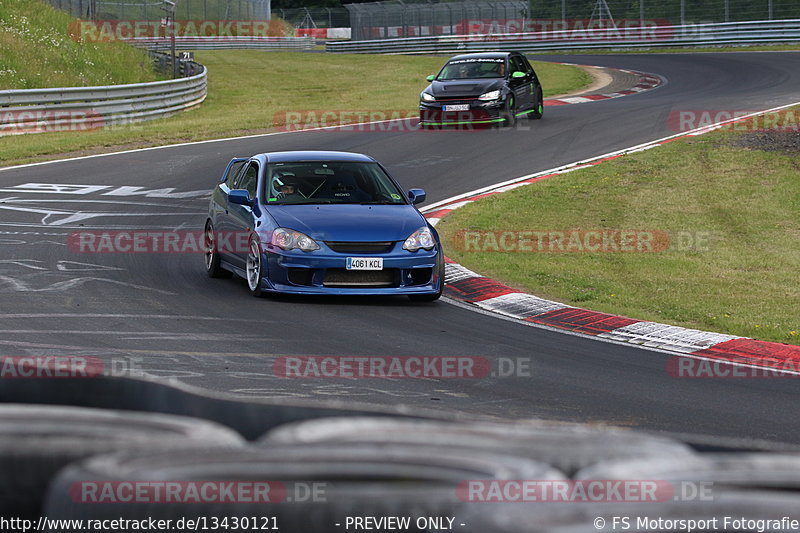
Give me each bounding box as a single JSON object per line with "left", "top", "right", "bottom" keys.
{"left": 265, "top": 162, "right": 408, "bottom": 205}
{"left": 437, "top": 58, "right": 506, "bottom": 80}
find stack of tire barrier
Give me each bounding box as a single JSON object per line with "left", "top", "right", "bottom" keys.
{"left": 45, "top": 445, "right": 563, "bottom": 531}
{"left": 0, "top": 404, "right": 244, "bottom": 520}
{"left": 3, "top": 374, "right": 800, "bottom": 531}
{"left": 260, "top": 418, "right": 800, "bottom": 532}
{"left": 455, "top": 452, "right": 800, "bottom": 532}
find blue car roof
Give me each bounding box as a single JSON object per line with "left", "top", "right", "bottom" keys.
{"left": 260, "top": 151, "right": 377, "bottom": 163}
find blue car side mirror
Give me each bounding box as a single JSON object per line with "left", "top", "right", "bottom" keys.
{"left": 228, "top": 189, "right": 252, "bottom": 206}
{"left": 408, "top": 188, "right": 426, "bottom": 205}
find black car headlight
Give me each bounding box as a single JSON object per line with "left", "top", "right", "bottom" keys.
{"left": 421, "top": 92, "right": 435, "bottom": 102}
{"left": 478, "top": 90, "right": 501, "bottom": 101}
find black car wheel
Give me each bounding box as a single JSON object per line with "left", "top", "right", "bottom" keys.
{"left": 246, "top": 238, "right": 267, "bottom": 297}
{"left": 529, "top": 92, "right": 544, "bottom": 120}
{"left": 503, "top": 94, "right": 517, "bottom": 127}
{"left": 204, "top": 221, "right": 232, "bottom": 279}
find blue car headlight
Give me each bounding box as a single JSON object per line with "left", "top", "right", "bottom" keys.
{"left": 403, "top": 227, "right": 435, "bottom": 252}
{"left": 272, "top": 228, "right": 320, "bottom": 252}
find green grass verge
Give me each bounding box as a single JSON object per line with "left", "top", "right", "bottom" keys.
{"left": 0, "top": 51, "right": 589, "bottom": 166}
{"left": 0, "top": 0, "right": 160, "bottom": 89}
{"left": 436, "top": 108, "right": 800, "bottom": 344}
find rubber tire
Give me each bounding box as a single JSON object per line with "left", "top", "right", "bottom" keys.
{"left": 44, "top": 444, "right": 564, "bottom": 532}
{"left": 575, "top": 452, "right": 800, "bottom": 490}
{"left": 503, "top": 94, "right": 517, "bottom": 127}
{"left": 529, "top": 93, "right": 543, "bottom": 120}
{"left": 260, "top": 416, "right": 695, "bottom": 476}
{"left": 245, "top": 237, "right": 267, "bottom": 297}
{"left": 408, "top": 255, "right": 444, "bottom": 302}
{"left": 204, "top": 220, "right": 232, "bottom": 278}
{"left": 0, "top": 404, "right": 244, "bottom": 519}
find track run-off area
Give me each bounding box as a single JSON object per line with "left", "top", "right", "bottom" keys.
{"left": 2, "top": 52, "right": 800, "bottom": 443}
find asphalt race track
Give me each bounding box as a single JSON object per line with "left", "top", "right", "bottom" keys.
{"left": 2, "top": 52, "right": 799, "bottom": 443}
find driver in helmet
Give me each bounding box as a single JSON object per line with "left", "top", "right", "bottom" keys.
{"left": 278, "top": 182, "right": 297, "bottom": 197}
{"left": 273, "top": 172, "right": 299, "bottom": 200}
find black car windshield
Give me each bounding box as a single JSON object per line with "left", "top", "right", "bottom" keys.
{"left": 437, "top": 58, "right": 506, "bottom": 80}
{"left": 264, "top": 161, "right": 408, "bottom": 205}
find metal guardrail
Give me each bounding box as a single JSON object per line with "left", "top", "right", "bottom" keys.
{"left": 0, "top": 32, "right": 310, "bottom": 136}
{"left": 327, "top": 19, "right": 800, "bottom": 53}
{"left": 130, "top": 36, "right": 315, "bottom": 51}
{"left": 0, "top": 54, "right": 206, "bottom": 136}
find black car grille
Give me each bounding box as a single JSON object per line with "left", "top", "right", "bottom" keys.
{"left": 287, "top": 268, "right": 314, "bottom": 286}
{"left": 323, "top": 269, "right": 400, "bottom": 288}
{"left": 432, "top": 96, "right": 478, "bottom": 102}
{"left": 325, "top": 241, "right": 395, "bottom": 254}
{"left": 408, "top": 267, "right": 433, "bottom": 286}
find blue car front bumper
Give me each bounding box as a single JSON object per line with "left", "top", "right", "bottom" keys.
{"left": 259, "top": 243, "right": 443, "bottom": 296}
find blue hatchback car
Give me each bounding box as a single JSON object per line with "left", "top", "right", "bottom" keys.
{"left": 204, "top": 151, "right": 444, "bottom": 301}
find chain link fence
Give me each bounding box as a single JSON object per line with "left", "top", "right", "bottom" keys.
{"left": 347, "top": 0, "right": 527, "bottom": 40}
{"left": 528, "top": 0, "right": 800, "bottom": 25}
{"left": 347, "top": 0, "right": 800, "bottom": 41}
{"left": 273, "top": 7, "right": 349, "bottom": 29}
{"left": 44, "top": 0, "right": 350, "bottom": 36}
{"left": 43, "top": 0, "right": 271, "bottom": 21}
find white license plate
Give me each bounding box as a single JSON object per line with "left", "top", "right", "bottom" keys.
{"left": 346, "top": 257, "right": 383, "bottom": 270}
{"left": 443, "top": 104, "right": 470, "bottom": 111}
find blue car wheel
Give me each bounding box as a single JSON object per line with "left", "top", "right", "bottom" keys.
{"left": 204, "top": 221, "right": 232, "bottom": 279}
{"left": 246, "top": 238, "right": 267, "bottom": 298}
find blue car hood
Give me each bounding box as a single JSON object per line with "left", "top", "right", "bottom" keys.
{"left": 267, "top": 204, "right": 427, "bottom": 242}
